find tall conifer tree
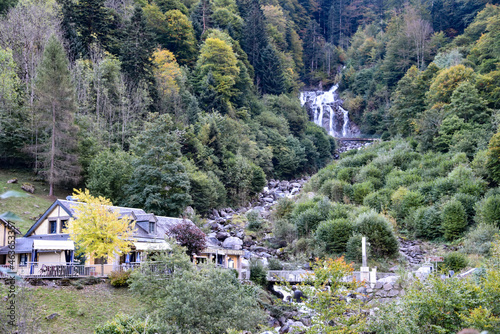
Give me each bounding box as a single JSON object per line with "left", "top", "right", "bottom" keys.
{"left": 31, "top": 36, "right": 80, "bottom": 196}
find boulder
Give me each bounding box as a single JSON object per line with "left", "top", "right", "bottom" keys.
{"left": 222, "top": 237, "right": 243, "bottom": 250}
{"left": 216, "top": 231, "right": 230, "bottom": 241}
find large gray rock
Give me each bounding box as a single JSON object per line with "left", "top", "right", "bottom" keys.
{"left": 216, "top": 231, "right": 230, "bottom": 240}
{"left": 222, "top": 237, "right": 243, "bottom": 250}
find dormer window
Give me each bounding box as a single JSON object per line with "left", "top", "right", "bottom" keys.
{"left": 49, "top": 221, "right": 57, "bottom": 234}
{"left": 149, "top": 222, "right": 155, "bottom": 234}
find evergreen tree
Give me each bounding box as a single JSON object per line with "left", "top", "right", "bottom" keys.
{"left": 241, "top": 0, "right": 268, "bottom": 71}
{"left": 30, "top": 35, "right": 80, "bottom": 196}
{"left": 120, "top": 6, "right": 156, "bottom": 85}
{"left": 123, "top": 114, "right": 191, "bottom": 217}
{"left": 257, "top": 44, "right": 286, "bottom": 95}
{"left": 73, "top": 0, "right": 112, "bottom": 55}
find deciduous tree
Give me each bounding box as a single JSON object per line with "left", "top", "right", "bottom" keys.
{"left": 64, "top": 189, "right": 135, "bottom": 259}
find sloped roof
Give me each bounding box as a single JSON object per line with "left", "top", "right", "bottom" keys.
{"left": 0, "top": 218, "right": 21, "bottom": 235}
{"left": 24, "top": 199, "right": 194, "bottom": 241}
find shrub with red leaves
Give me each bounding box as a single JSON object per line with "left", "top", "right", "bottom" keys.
{"left": 169, "top": 222, "right": 207, "bottom": 255}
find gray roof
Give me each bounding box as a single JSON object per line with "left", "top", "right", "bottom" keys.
{"left": 0, "top": 218, "right": 21, "bottom": 235}
{"left": 0, "top": 234, "right": 71, "bottom": 254}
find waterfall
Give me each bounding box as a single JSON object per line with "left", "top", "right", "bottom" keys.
{"left": 300, "top": 84, "right": 358, "bottom": 138}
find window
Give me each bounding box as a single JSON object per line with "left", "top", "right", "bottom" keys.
{"left": 49, "top": 221, "right": 57, "bottom": 234}
{"left": 19, "top": 254, "right": 28, "bottom": 267}
{"left": 94, "top": 257, "right": 108, "bottom": 265}
{"left": 149, "top": 222, "right": 155, "bottom": 234}
{"left": 60, "top": 220, "right": 68, "bottom": 232}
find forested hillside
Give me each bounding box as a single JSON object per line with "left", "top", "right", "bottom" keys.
{"left": 1, "top": 0, "right": 500, "bottom": 220}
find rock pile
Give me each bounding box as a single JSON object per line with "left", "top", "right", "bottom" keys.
{"left": 398, "top": 238, "right": 425, "bottom": 266}
{"left": 204, "top": 178, "right": 309, "bottom": 257}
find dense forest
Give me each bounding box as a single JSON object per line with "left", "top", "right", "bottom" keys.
{"left": 1, "top": 0, "right": 500, "bottom": 220}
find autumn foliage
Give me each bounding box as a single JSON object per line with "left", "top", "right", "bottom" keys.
{"left": 64, "top": 189, "right": 135, "bottom": 259}
{"left": 168, "top": 222, "right": 207, "bottom": 255}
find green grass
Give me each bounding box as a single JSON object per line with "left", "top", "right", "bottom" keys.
{"left": 1, "top": 282, "right": 142, "bottom": 334}
{"left": 0, "top": 168, "right": 71, "bottom": 234}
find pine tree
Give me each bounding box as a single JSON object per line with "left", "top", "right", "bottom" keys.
{"left": 123, "top": 114, "right": 191, "bottom": 217}
{"left": 73, "top": 0, "right": 112, "bottom": 55}
{"left": 257, "top": 44, "right": 286, "bottom": 95}
{"left": 30, "top": 35, "right": 80, "bottom": 196}
{"left": 120, "top": 6, "right": 156, "bottom": 85}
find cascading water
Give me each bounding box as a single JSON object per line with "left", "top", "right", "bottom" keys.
{"left": 300, "top": 84, "right": 359, "bottom": 138}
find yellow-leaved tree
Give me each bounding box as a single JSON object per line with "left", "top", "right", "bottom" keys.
{"left": 63, "top": 189, "right": 135, "bottom": 260}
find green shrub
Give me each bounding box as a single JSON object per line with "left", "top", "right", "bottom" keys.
{"left": 315, "top": 219, "right": 353, "bottom": 255}
{"left": 109, "top": 270, "right": 131, "bottom": 287}
{"left": 441, "top": 200, "right": 467, "bottom": 240}
{"left": 293, "top": 208, "right": 325, "bottom": 237}
{"left": 463, "top": 223, "right": 500, "bottom": 255}
{"left": 247, "top": 210, "right": 263, "bottom": 231}
{"left": 392, "top": 150, "right": 421, "bottom": 170}
{"left": 452, "top": 193, "right": 477, "bottom": 223}
{"left": 249, "top": 259, "right": 267, "bottom": 286}
{"left": 95, "top": 313, "right": 158, "bottom": 334}
{"left": 441, "top": 252, "right": 469, "bottom": 272}
{"left": 390, "top": 187, "right": 424, "bottom": 222}
{"left": 337, "top": 167, "right": 359, "bottom": 183}
{"left": 352, "top": 181, "right": 374, "bottom": 204}
{"left": 363, "top": 189, "right": 392, "bottom": 212}
{"left": 476, "top": 195, "right": 500, "bottom": 227}
{"left": 267, "top": 258, "right": 283, "bottom": 270}
{"left": 273, "top": 219, "right": 297, "bottom": 244}
{"left": 273, "top": 198, "right": 295, "bottom": 220}
{"left": 319, "top": 179, "right": 349, "bottom": 202}
{"left": 411, "top": 206, "right": 442, "bottom": 240}
{"left": 345, "top": 234, "right": 368, "bottom": 263}
{"left": 354, "top": 211, "right": 399, "bottom": 258}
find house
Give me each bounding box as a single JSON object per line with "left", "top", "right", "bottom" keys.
{"left": 0, "top": 218, "right": 21, "bottom": 267}
{"left": 0, "top": 198, "right": 244, "bottom": 278}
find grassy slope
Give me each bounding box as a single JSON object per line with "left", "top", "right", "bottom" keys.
{"left": 0, "top": 168, "right": 71, "bottom": 234}
{"left": 1, "top": 283, "right": 142, "bottom": 334}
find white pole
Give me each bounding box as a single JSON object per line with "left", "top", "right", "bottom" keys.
{"left": 362, "top": 237, "right": 367, "bottom": 268}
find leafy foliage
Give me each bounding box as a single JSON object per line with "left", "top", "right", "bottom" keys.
{"left": 64, "top": 189, "right": 135, "bottom": 259}
{"left": 168, "top": 222, "right": 207, "bottom": 255}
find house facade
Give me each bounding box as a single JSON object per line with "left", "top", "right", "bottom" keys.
{"left": 0, "top": 199, "right": 244, "bottom": 278}
{"left": 0, "top": 218, "right": 21, "bottom": 267}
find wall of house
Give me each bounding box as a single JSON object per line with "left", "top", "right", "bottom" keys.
{"left": 33, "top": 205, "right": 67, "bottom": 235}
{"left": 38, "top": 252, "right": 64, "bottom": 264}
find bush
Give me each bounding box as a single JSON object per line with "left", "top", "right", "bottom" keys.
{"left": 273, "top": 219, "right": 296, "bottom": 244}
{"left": 442, "top": 252, "right": 469, "bottom": 272}
{"left": 354, "top": 211, "right": 399, "bottom": 258}
{"left": 390, "top": 187, "right": 424, "bottom": 223}
{"left": 463, "top": 223, "right": 500, "bottom": 255}
{"left": 476, "top": 195, "right": 500, "bottom": 227}
{"left": 441, "top": 200, "right": 467, "bottom": 240}
{"left": 273, "top": 198, "right": 295, "bottom": 220}
{"left": 315, "top": 219, "right": 353, "bottom": 255}
{"left": 319, "top": 179, "right": 349, "bottom": 202}
{"left": 363, "top": 189, "right": 392, "bottom": 212}
{"left": 452, "top": 193, "right": 477, "bottom": 223}
{"left": 352, "top": 181, "right": 374, "bottom": 204}
{"left": 95, "top": 313, "right": 158, "bottom": 334}
{"left": 109, "top": 270, "right": 131, "bottom": 287}
{"left": 337, "top": 167, "right": 359, "bottom": 183}
{"left": 267, "top": 258, "right": 283, "bottom": 270}
{"left": 249, "top": 259, "right": 268, "bottom": 286}
{"left": 247, "top": 210, "right": 263, "bottom": 231}
{"left": 293, "top": 208, "right": 325, "bottom": 237}
{"left": 411, "top": 206, "right": 442, "bottom": 240}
